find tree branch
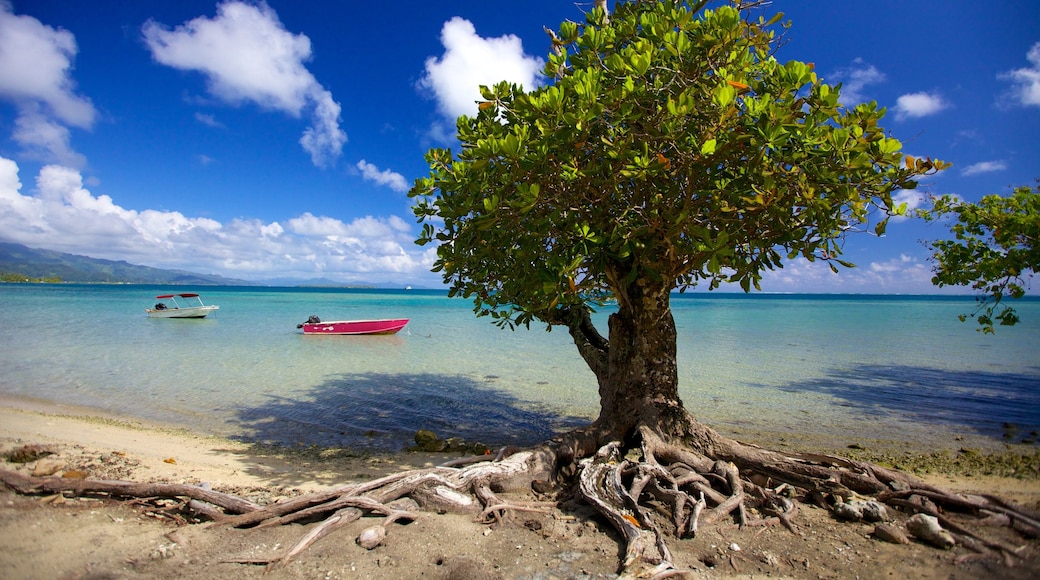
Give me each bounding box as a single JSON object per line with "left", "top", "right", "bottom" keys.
{"left": 546, "top": 305, "right": 609, "bottom": 379}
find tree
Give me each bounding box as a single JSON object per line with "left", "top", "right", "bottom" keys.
{"left": 405, "top": 1, "right": 1037, "bottom": 574}
{"left": 4, "top": 2, "right": 1034, "bottom": 576}
{"left": 412, "top": 0, "right": 940, "bottom": 444}
{"left": 919, "top": 184, "right": 1039, "bottom": 333}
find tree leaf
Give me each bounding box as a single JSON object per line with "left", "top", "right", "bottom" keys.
{"left": 726, "top": 79, "right": 750, "bottom": 92}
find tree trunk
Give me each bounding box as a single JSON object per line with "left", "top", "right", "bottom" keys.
{"left": 594, "top": 279, "right": 692, "bottom": 441}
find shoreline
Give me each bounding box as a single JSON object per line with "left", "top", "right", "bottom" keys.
{"left": 2, "top": 393, "right": 1037, "bottom": 484}
{"left": 1, "top": 389, "right": 1028, "bottom": 452}
{"left": 0, "top": 397, "right": 457, "bottom": 494}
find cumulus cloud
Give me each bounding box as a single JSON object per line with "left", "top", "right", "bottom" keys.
{"left": 961, "top": 160, "right": 1007, "bottom": 176}
{"left": 298, "top": 89, "right": 346, "bottom": 167}
{"left": 0, "top": 3, "right": 95, "bottom": 166}
{"left": 357, "top": 160, "right": 409, "bottom": 193}
{"left": 0, "top": 155, "right": 433, "bottom": 284}
{"left": 892, "top": 189, "right": 927, "bottom": 216}
{"left": 894, "top": 91, "right": 948, "bottom": 120}
{"left": 759, "top": 254, "right": 939, "bottom": 294}
{"left": 12, "top": 109, "right": 87, "bottom": 167}
{"left": 418, "top": 17, "right": 545, "bottom": 122}
{"left": 999, "top": 41, "right": 1040, "bottom": 107}
{"left": 830, "top": 58, "right": 886, "bottom": 106}
{"left": 865, "top": 255, "right": 933, "bottom": 285}
{"left": 143, "top": 1, "right": 346, "bottom": 167}
{"left": 286, "top": 212, "right": 350, "bottom": 237}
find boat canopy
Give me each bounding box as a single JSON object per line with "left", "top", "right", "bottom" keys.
{"left": 155, "top": 293, "right": 201, "bottom": 299}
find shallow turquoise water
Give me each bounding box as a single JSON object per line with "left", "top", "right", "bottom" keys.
{"left": 1, "top": 284, "right": 1037, "bottom": 450}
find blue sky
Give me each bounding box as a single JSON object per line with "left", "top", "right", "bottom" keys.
{"left": 0, "top": 1, "right": 1037, "bottom": 291}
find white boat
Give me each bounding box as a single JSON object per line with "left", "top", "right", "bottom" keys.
{"left": 145, "top": 293, "right": 219, "bottom": 318}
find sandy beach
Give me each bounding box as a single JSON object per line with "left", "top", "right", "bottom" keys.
{"left": 2, "top": 397, "right": 1038, "bottom": 579}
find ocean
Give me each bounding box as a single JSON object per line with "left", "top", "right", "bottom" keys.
{"left": 1, "top": 284, "right": 1037, "bottom": 452}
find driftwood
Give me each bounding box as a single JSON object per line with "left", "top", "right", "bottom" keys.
{"left": 0, "top": 469, "right": 260, "bottom": 515}
{"left": 2, "top": 417, "right": 1038, "bottom": 577}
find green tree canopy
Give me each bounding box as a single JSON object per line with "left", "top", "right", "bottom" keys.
{"left": 410, "top": 0, "right": 943, "bottom": 439}
{"left": 920, "top": 184, "right": 1039, "bottom": 333}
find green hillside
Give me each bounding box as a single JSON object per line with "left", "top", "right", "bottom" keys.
{"left": 0, "top": 242, "right": 255, "bottom": 285}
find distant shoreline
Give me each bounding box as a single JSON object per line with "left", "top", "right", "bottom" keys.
{"left": 3, "top": 279, "right": 1016, "bottom": 298}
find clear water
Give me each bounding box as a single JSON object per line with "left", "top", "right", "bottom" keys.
{"left": 1, "top": 284, "right": 1037, "bottom": 451}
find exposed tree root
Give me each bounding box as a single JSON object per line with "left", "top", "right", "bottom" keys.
{"left": 0, "top": 468, "right": 260, "bottom": 514}
{"left": 575, "top": 418, "right": 1040, "bottom": 576}
{"left": 2, "top": 418, "right": 1037, "bottom": 578}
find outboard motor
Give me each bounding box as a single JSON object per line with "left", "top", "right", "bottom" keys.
{"left": 296, "top": 315, "right": 321, "bottom": 329}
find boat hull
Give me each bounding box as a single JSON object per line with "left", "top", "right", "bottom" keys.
{"left": 300, "top": 318, "right": 409, "bottom": 335}
{"left": 146, "top": 305, "right": 219, "bottom": 318}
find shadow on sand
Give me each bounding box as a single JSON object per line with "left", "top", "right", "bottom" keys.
{"left": 776, "top": 363, "right": 1040, "bottom": 442}
{"left": 217, "top": 365, "right": 1039, "bottom": 489}
{"left": 229, "top": 372, "right": 592, "bottom": 453}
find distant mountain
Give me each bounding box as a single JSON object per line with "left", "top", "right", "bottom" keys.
{"left": 258, "top": 276, "right": 375, "bottom": 288}
{"left": 0, "top": 242, "right": 256, "bottom": 285}
{"left": 257, "top": 276, "right": 424, "bottom": 289}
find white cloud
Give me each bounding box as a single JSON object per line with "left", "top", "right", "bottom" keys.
{"left": 894, "top": 91, "right": 948, "bottom": 120}
{"left": 142, "top": 1, "right": 312, "bottom": 112}
{"left": 12, "top": 109, "right": 87, "bottom": 168}
{"left": 758, "top": 254, "right": 941, "bottom": 294}
{"left": 867, "top": 254, "right": 915, "bottom": 274}
{"left": 143, "top": 1, "right": 346, "bottom": 167}
{"left": 418, "top": 17, "right": 545, "bottom": 121}
{"left": 0, "top": 155, "right": 434, "bottom": 284}
{"left": 194, "top": 112, "right": 223, "bottom": 128}
{"left": 831, "top": 58, "right": 886, "bottom": 106}
{"left": 0, "top": 3, "right": 95, "bottom": 164}
{"left": 357, "top": 160, "right": 409, "bottom": 193}
{"left": 961, "top": 160, "right": 1007, "bottom": 176}
{"left": 0, "top": 156, "right": 20, "bottom": 193}
{"left": 287, "top": 212, "right": 350, "bottom": 237}
{"left": 892, "top": 189, "right": 927, "bottom": 216}
{"left": 999, "top": 41, "right": 1040, "bottom": 107}
{"left": 298, "top": 89, "right": 346, "bottom": 167}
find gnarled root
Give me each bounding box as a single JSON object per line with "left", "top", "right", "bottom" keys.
{"left": 0, "top": 468, "right": 260, "bottom": 515}
{"left": 578, "top": 442, "right": 679, "bottom": 578}
{"left": 3, "top": 415, "right": 1037, "bottom": 576}
{"left": 568, "top": 417, "right": 1038, "bottom": 577}
{"left": 573, "top": 427, "right": 796, "bottom": 578}
{"left": 218, "top": 447, "right": 558, "bottom": 567}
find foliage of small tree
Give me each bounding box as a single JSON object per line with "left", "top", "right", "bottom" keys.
{"left": 919, "top": 184, "right": 1039, "bottom": 333}
{"left": 411, "top": 0, "right": 943, "bottom": 441}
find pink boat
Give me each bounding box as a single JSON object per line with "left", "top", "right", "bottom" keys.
{"left": 296, "top": 315, "right": 409, "bottom": 335}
